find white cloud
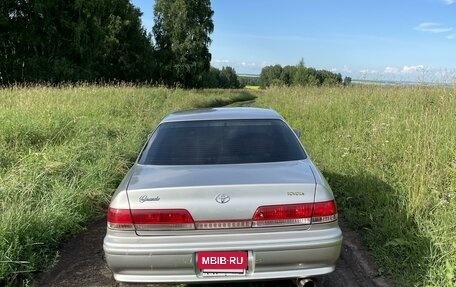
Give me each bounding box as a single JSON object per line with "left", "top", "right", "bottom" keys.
{"left": 383, "top": 65, "right": 426, "bottom": 74}
{"left": 384, "top": 66, "right": 399, "bottom": 74}
{"left": 330, "top": 68, "right": 338, "bottom": 73}
{"left": 435, "top": 69, "right": 450, "bottom": 78}
{"left": 343, "top": 65, "right": 352, "bottom": 73}
{"left": 401, "top": 65, "right": 425, "bottom": 73}
{"left": 211, "top": 60, "right": 264, "bottom": 74}
{"left": 357, "top": 66, "right": 456, "bottom": 84}
{"left": 360, "top": 69, "right": 379, "bottom": 74}
{"left": 240, "top": 62, "right": 259, "bottom": 67}
{"left": 434, "top": 69, "right": 456, "bottom": 82}
{"left": 442, "top": 0, "right": 454, "bottom": 5}
{"left": 415, "top": 22, "right": 453, "bottom": 33}
{"left": 213, "top": 59, "right": 230, "bottom": 64}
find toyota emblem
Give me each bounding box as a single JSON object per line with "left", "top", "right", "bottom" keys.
{"left": 215, "top": 194, "right": 231, "bottom": 204}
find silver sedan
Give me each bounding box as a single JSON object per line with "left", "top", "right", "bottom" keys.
{"left": 103, "top": 107, "right": 342, "bottom": 286}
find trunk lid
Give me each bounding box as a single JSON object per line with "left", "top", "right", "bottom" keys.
{"left": 126, "top": 160, "right": 317, "bottom": 234}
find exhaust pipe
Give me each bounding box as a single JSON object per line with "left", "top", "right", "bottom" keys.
{"left": 295, "top": 277, "right": 316, "bottom": 287}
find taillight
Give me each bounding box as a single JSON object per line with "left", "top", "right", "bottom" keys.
{"left": 107, "top": 201, "right": 337, "bottom": 231}
{"left": 252, "top": 200, "right": 337, "bottom": 227}
{"left": 131, "top": 209, "right": 195, "bottom": 230}
{"left": 252, "top": 203, "right": 313, "bottom": 227}
{"left": 312, "top": 200, "right": 338, "bottom": 223}
{"left": 107, "top": 208, "right": 134, "bottom": 230}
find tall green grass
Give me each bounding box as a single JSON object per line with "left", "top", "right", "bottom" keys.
{"left": 0, "top": 86, "right": 255, "bottom": 286}
{"left": 256, "top": 85, "right": 456, "bottom": 287}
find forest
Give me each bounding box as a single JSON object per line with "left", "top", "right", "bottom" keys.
{"left": 1, "top": 0, "right": 341, "bottom": 89}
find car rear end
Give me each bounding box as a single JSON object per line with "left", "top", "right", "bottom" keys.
{"left": 103, "top": 108, "right": 342, "bottom": 283}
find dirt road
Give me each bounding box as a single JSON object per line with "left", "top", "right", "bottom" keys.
{"left": 37, "top": 216, "right": 393, "bottom": 287}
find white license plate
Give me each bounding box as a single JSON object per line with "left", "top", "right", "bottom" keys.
{"left": 197, "top": 251, "right": 248, "bottom": 276}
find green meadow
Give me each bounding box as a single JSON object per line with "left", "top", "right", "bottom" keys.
{"left": 256, "top": 85, "right": 456, "bottom": 286}
{"left": 0, "top": 86, "right": 255, "bottom": 286}
{"left": 0, "top": 85, "right": 455, "bottom": 286}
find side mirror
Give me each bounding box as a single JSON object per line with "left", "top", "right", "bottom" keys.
{"left": 293, "top": 128, "right": 301, "bottom": 137}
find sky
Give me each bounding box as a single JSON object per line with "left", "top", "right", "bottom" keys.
{"left": 131, "top": 0, "right": 456, "bottom": 82}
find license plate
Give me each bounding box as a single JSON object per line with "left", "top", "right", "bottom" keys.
{"left": 197, "top": 251, "right": 248, "bottom": 273}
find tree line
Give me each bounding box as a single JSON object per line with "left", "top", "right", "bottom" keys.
{"left": 201, "top": 66, "right": 241, "bottom": 89}
{"left": 260, "top": 60, "right": 351, "bottom": 88}
{"left": 1, "top": 0, "right": 155, "bottom": 83}
{"left": 238, "top": 75, "right": 260, "bottom": 87}
{"left": 1, "top": 1, "right": 352, "bottom": 89}
{"left": 0, "top": 0, "right": 242, "bottom": 88}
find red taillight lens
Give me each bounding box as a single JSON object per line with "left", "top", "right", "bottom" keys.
{"left": 131, "top": 209, "right": 195, "bottom": 230}
{"left": 107, "top": 208, "right": 134, "bottom": 230}
{"left": 108, "top": 201, "right": 337, "bottom": 231}
{"left": 252, "top": 200, "right": 337, "bottom": 227}
{"left": 312, "top": 200, "right": 338, "bottom": 223}
{"left": 252, "top": 203, "right": 313, "bottom": 227}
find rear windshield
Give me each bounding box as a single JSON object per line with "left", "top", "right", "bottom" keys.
{"left": 138, "top": 119, "right": 307, "bottom": 165}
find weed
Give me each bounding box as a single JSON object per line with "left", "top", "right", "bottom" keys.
{"left": 256, "top": 85, "right": 456, "bottom": 286}
{"left": 0, "top": 86, "right": 256, "bottom": 286}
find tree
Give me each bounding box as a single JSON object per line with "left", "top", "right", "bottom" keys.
{"left": 201, "top": 67, "right": 221, "bottom": 88}
{"left": 153, "top": 0, "right": 214, "bottom": 87}
{"left": 293, "top": 66, "right": 318, "bottom": 86}
{"left": 258, "top": 60, "right": 343, "bottom": 88}
{"left": 219, "top": 66, "right": 240, "bottom": 88}
{"left": 259, "top": 64, "right": 282, "bottom": 88}
{"left": 280, "top": 65, "right": 297, "bottom": 86}
{"left": 98, "top": 0, "right": 157, "bottom": 82}
{"left": 317, "top": 70, "right": 342, "bottom": 86}
{"left": 238, "top": 75, "right": 259, "bottom": 87}
{"left": 0, "top": 0, "right": 156, "bottom": 83}
{"left": 201, "top": 66, "right": 241, "bottom": 89}
{"left": 343, "top": 76, "right": 352, "bottom": 86}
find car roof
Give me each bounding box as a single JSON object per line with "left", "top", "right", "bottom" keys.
{"left": 161, "top": 107, "right": 284, "bottom": 123}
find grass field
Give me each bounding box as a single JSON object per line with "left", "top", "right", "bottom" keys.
{"left": 256, "top": 86, "right": 456, "bottom": 287}
{"left": 0, "top": 86, "right": 255, "bottom": 286}
{"left": 1, "top": 85, "right": 455, "bottom": 287}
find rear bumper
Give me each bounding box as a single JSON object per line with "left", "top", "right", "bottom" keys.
{"left": 103, "top": 224, "right": 342, "bottom": 283}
